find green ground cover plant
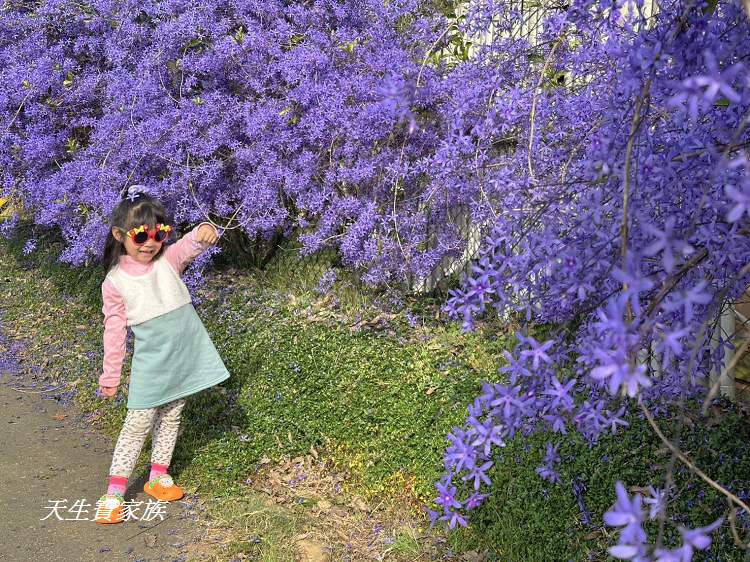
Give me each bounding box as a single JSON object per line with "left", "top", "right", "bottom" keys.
{"left": 1, "top": 220, "right": 749, "bottom": 561}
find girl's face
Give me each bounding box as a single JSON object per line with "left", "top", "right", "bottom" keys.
{"left": 112, "top": 225, "right": 163, "bottom": 264}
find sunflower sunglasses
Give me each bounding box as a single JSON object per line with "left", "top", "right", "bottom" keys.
{"left": 120, "top": 223, "right": 173, "bottom": 246}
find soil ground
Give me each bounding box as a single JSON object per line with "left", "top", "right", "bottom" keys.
{"left": 0, "top": 373, "right": 211, "bottom": 562}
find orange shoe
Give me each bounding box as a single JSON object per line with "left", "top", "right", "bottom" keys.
{"left": 94, "top": 493, "right": 125, "bottom": 524}
{"left": 143, "top": 474, "right": 184, "bottom": 501}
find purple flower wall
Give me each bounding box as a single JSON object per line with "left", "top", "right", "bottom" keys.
{"left": 0, "top": 0, "right": 450, "bottom": 282}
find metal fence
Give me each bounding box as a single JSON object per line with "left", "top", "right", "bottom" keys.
{"left": 406, "top": 1, "right": 550, "bottom": 294}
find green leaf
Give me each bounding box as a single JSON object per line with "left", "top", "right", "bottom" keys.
{"left": 186, "top": 37, "right": 204, "bottom": 50}
{"left": 703, "top": 0, "right": 719, "bottom": 14}
{"left": 76, "top": 203, "right": 89, "bottom": 218}
{"left": 232, "top": 26, "right": 246, "bottom": 45}
{"left": 341, "top": 39, "right": 359, "bottom": 53}
{"left": 64, "top": 138, "right": 80, "bottom": 153}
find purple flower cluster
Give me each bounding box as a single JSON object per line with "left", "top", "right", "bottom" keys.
{"left": 315, "top": 269, "right": 337, "bottom": 295}
{"left": 604, "top": 482, "right": 723, "bottom": 561}
{"left": 430, "top": 0, "right": 750, "bottom": 552}
{"left": 430, "top": 333, "right": 629, "bottom": 526}
{"left": 22, "top": 238, "right": 36, "bottom": 255}
{"left": 0, "top": 0, "right": 453, "bottom": 284}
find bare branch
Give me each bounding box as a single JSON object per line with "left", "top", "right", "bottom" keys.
{"left": 527, "top": 35, "right": 564, "bottom": 183}
{"left": 639, "top": 398, "right": 750, "bottom": 517}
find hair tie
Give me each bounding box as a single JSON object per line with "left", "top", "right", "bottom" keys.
{"left": 125, "top": 184, "right": 147, "bottom": 202}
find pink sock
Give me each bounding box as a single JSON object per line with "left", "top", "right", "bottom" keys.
{"left": 149, "top": 463, "right": 168, "bottom": 481}
{"left": 107, "top": 475, "right": 128, "bottom": 496}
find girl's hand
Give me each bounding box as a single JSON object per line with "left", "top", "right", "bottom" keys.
{"left": 196, "top": 224, "right": 220, "bottom": 245}
{"left": 98, "top": 385, "right": 118, "bottom": 399}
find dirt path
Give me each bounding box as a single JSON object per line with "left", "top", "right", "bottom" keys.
{"left": 0, "top": 371, "right": 213, "bottom": 562}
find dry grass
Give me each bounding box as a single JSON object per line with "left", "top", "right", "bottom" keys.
{"left": 187, "top": 450, "right": 458, "bottom": 562}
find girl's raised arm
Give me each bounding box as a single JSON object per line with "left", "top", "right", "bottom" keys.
{"left": 165, "top": 222, "right": 219, "bottom": 275}
{"left": 99, "top": 280, "right": 127, "bottom": 388}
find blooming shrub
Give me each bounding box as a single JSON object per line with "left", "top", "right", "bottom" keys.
{"left": 0, "top": 0, "right": 452, "bottom": 282}
{"left": 437, "top": 0, "right": 750, "bottom": 557}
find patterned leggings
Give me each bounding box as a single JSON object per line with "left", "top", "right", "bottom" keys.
{"left": 108, "top": 398, "right": 186, "bottom": 478}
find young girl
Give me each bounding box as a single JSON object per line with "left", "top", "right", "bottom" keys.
{"left": 94, "top": 185, "right": 229, "bottom": 524}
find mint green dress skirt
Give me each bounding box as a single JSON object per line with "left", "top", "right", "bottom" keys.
{"left": 128, "top": 303, "right": 230, "bottom": 409}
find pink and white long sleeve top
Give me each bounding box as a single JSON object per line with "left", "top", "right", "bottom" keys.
{"left": 99, "top": 222, "right": 218, "bottom": 388}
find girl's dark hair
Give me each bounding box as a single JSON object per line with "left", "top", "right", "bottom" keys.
{"left": 101, "top": 192, "right": 173, "bottom": 279}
